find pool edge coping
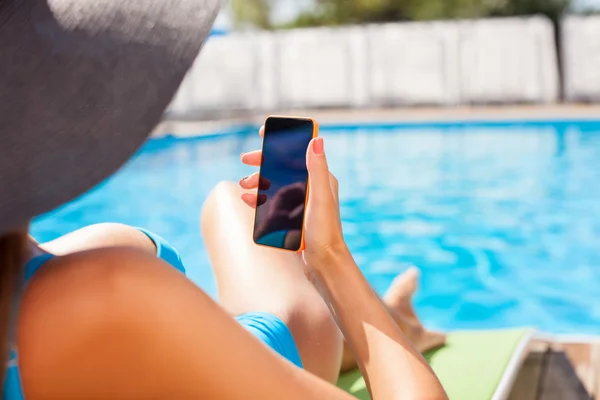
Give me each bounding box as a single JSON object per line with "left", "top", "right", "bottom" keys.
{"left": 152, "top": 117, "right": 600, "bottom": 140}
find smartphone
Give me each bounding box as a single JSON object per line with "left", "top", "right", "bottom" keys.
{"left": 253, "top": 116, "right": 319, "bottom": 252}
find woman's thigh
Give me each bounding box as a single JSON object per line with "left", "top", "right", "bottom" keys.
{"left": 201, "top": 181, "right": 343, "bottom": 382}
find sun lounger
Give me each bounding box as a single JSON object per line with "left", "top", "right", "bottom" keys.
{"left": 337, "top": 328, "right": 535, "bottom": 400}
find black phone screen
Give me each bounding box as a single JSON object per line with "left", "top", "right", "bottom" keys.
{"left": 253, "top": 117, "right": 315, "bottom": 251}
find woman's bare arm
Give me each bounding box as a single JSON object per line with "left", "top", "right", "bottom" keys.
{"left": 315, "top": 247, "right": 448, "bottom": 400}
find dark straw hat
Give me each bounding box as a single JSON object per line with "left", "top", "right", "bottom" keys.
{"left": 0, "top": 0, "right": 221, "bottom": 234}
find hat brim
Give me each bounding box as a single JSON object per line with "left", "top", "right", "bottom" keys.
{"left": 0, "top": 0, "right": 222, "bottom": 234}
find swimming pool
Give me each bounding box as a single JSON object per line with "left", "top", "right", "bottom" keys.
{"left": 32, "top": 119, "right": 600, "bottom": 335}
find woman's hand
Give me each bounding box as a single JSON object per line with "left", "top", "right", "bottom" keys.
{"left": 241, "top": 129, "right": 448, "bottom": 400}
{"left": 240, "top": 126, "right": 348, "bottom": 272}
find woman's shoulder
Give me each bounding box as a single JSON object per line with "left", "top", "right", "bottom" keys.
{"left": 22, "top": 247, "right": 174, "bottom": 306}
{"left": 15, "top": 247, "right": 328, "bottom": 399}
{"left": 20, "top": 247, "right": 185, "bottom": 332}
{"left": 17, "top": 248, "right": 192, "bottom": 397}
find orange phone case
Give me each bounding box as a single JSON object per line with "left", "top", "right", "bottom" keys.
{"left": 254, "top": 115, "right": 319, "bottom": 253}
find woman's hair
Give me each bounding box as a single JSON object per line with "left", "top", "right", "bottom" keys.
{"left": 0, "top": 232, "right": 28, "bottom": 377}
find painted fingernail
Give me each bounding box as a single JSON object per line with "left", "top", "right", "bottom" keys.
{"left": 313, "top": 137, "right": 324, "bottom": 154}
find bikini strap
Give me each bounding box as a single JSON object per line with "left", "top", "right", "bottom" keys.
{"left": 4, "top": 254, "right": 54, "bottom": 369}
{"left": 1, "top": 255, "right": 52, "bottom": 399}
{"left": 23, "top": 253, "right": 55, "bottom": 283}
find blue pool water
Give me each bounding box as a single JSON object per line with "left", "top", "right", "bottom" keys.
{"left": 33, "top": 120, "right": 600, "bottom": 335}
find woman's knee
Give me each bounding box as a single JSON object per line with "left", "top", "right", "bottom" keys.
{"left": 203, "top": 181, "right": 238, "bottom": 211}
{"left": 287, "top": 298, "right": 343, "bottom": 383}
{"left": 201, "top": 181, "right": 241, "bottom": 228}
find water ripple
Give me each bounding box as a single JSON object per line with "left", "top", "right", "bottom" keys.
{"left": 33, "top": 122, "right": 600, "bottom": 334}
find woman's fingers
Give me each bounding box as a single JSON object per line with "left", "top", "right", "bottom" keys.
{"left": 239, "top": 127, "right": 267, "bottom": 208}
{"left": 240, "top": 150, "right": 262, "bottom": 167}
{"left": 329, "top": 172, "right": 339, "bottom": 203}
{"left": 241, "top": 193, "right": 267, "bottom": 208}
{"left": 240, "top": 126, "right": 264, "bottom": 166}
{"left": 306, "top": 137, "right": 334, "bottom": 208}
{"left": 239, "top": 173, "right": 259, "bottom": 190}
{"left": 241, "top": 193, "right": 257, "bottom": 208}
{"left": 239, "top": 173, "right": 271, "bottom": 190}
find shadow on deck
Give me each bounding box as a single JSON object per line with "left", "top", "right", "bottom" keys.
{"left": 509, "top": 340, "right": 599, "bottom": 400}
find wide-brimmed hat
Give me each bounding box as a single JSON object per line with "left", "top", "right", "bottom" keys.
{"left": 0, "top": 0, "right": 221, "bottom": 234}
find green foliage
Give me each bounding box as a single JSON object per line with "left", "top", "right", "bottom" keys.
{"left": 230, "top": 0, "right": 276, "bottom": 29}
{"left": 229, "top": 0, "right": 574, "bottom": 30}
{"left": 408, "top": 0, "right": 488, "bottom": 20}
{"left": 486, "top": 0, "right": 571, "bottom": 22}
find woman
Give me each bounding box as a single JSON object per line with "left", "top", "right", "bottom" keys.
{"left": 2, "top": 132, "right": 447, "bottom": 399}
{"left": 1, "top": 1, "right": 447, "bottom": 398}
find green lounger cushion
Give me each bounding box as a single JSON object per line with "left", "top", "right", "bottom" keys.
{"left": 337, "top": 328, "right": 533, "bottom": 400}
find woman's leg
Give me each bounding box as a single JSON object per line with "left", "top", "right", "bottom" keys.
{"left": 340, "top": 268, "right": 447, "bottom": 372}
{"left": 201, "top": 181, "right": 343, "bottom": 383}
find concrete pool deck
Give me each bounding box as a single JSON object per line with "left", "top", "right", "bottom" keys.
{"left": 155, "top": 104, "right": 600, "bottom": 137}
{"left": 512, "top": 338, "right": 600, "bottom": 399}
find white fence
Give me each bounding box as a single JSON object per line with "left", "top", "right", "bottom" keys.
{"left": 456, "top": 17, "right": 558, "bottom": 104}
{"left": 168, "top": 16, "right": 562, "bottom": 118}
{"left": 562, "top": 16, "right": 600, "bottom": 102}
{"left": 367, "top": 22, "right": 459, "bottom": 106}
{"left": 168, "top": 33, "right": 263, "bottom": 117}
